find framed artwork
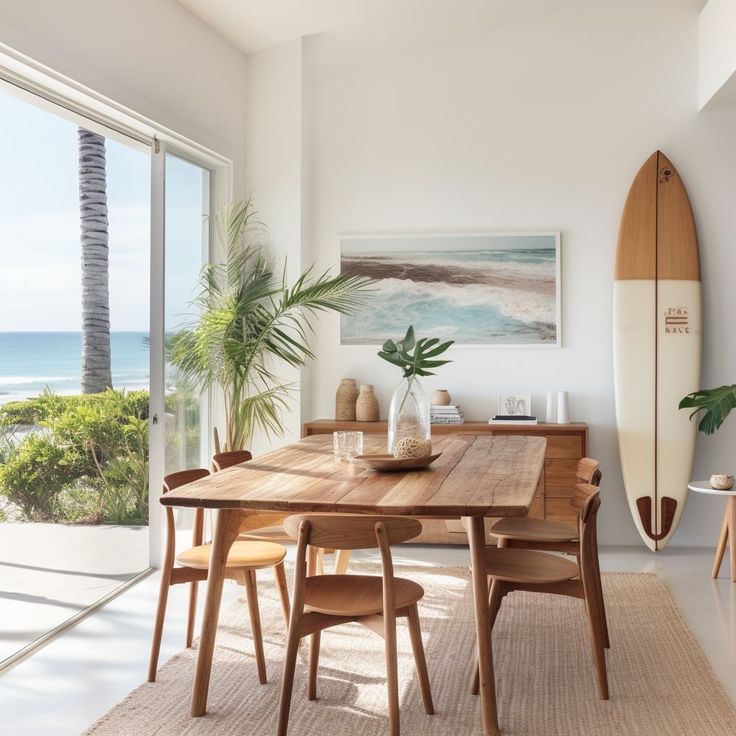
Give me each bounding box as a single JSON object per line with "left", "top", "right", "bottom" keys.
{"left": 340, "top": 232, "right": 561, "bottom": 347}
{"left": 498, "top": 393, "right": 532, "bottom": 417}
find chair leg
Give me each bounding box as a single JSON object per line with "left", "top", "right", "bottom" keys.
{"left": 406, "top": 603, "right": 434, "bottom": 715}
{"left": 308, "top": 631, "right": 321, "bottom": 701}
{"left": 186, "top": 581, "right": 198, "bottom": 649}
{"left": 277, "top": 616, "right": 303, "bottom": 736}
{"left": 384, "top": 612, "right": 400, "bottom": 736}
{"left": 244, "top": 569, "right": 267, "bottom": 684}
{"left": 147, "top": 567, "right": 172, "bottom": 682}
{"left": 591, "top": 555, "right": 610, "bottom": 649}
{"left": 471, "top": 579, "right": 504, "bottom": 696}
{"left": 274, "top": 561, "right": 291, "bottom": 629}
{"left": 335, "top": 549, "right": 351, "bottom": 574}
{"left": 583, "top": 580, "right": 610, "bottom": 700}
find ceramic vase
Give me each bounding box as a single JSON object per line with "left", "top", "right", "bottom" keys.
{"left": 431, "top": 389, "right": 452, "bottom": 406}
{"left": 356, "top": 384, "right": 380, "bottom": 422}
{"left": 335, "top": 378, "right": 359, "bottom": 421}
{"left": 388, "top": 376, "right": 431, "bottom": 454}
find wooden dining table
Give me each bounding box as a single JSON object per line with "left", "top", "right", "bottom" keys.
{"left": 160, "top": 432, "right": 547, "bottom": 736}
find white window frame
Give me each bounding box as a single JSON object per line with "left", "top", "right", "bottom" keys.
{"left": 0, "top": 42, "right": 233, "bottom": 569}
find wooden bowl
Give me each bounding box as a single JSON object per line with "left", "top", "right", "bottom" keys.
{"left": 354, "top": 452, "right": 442, "bottom": 472}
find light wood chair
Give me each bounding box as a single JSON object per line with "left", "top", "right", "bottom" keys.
{"left": 277, "top": 514, "right": 435, "bottom": 736}
{"left": 213, "top": 450, "right": 350, "bottom": 575}
{"left": 490, "top": 457, "right": 609, "bottom": 647}
{"left": 471, "top": 483, "right": 609, "bottom": 700}
{"left": 147, "top": 468, "right": 291, "bottom": 684}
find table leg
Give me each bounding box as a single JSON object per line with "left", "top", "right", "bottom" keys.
{"left": 466, "top": 516, "right": 500, "bottom": 736}
{"left": 729, "top": 499, "right": 736, "bottom": 584}
{"left": 191, "top": 508, "right": 241, "bottom": 717}
{"left": 712, "top": 504, "right": 729, "bottom": 579}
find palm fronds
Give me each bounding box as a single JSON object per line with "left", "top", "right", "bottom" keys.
{"left": 168, "top": 198, "right": 373, "bottom": 450}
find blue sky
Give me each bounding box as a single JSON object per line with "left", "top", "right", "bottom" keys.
{"left": 0, "top": 83, "right": 206, "bottom": 332}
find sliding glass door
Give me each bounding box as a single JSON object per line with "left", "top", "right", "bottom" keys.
{"left": 0, "top": 76, "right": 219, "bottom": 666}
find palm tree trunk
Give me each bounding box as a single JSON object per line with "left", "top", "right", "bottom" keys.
{"left": 78, "top": 128, "right": 112, "bottom": 393}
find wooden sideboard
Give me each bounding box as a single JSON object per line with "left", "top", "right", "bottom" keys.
{"left": 302, "top": 420, "right": 589, "bottom": 545}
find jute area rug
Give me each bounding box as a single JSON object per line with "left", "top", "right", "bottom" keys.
{"left": 86, "top": 564, "right": 736, "bottom": 736}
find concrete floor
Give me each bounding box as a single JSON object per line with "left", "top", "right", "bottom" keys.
{"left": 0, "top": 523, "right": 149, "bottom": 665}
{"left": 1, "top": 543, "right": 735, "bottom": 735}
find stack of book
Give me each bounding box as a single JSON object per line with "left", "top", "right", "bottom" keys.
{"left": 488, "top": 414, "right": 538, "bottom": 425}
{"left": 430, "top": 405, "right": 465, "bottom": 425}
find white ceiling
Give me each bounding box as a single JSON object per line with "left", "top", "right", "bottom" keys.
{"left": 177, "top": 0, "right": 582, "bottom": 64}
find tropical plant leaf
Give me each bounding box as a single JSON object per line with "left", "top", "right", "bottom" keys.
{"left": 377, "top": 324, "right": 454, "bottom": 378}
{"left": 679, "top": 384, "right": 736, "bottom": 435}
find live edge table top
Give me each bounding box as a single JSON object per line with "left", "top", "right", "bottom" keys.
{"left": 160, "top": 433, "right": 547, "bottom": 518}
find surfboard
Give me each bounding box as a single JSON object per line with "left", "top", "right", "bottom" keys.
{"left": 613, "top": 151, "right": 702, "bottom": 551}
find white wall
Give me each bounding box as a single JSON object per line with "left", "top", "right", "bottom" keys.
{"left": 242, "top": 39, "right": 306, "bottom": 453}
{"left": 295, "top": 0, "right": 736, "bottom": 546}
{"left": 699, "top": 0, "right": 736, "bottom": 108}
{"left": 0, "top": 0, "right": 247, "bottom": 192}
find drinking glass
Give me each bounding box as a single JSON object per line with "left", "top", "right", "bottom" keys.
{"left": 333, "top": 431, "right": 364, "bottom": 463}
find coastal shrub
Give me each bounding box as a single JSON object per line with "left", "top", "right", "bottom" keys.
{"left": 0, "top": 389, "right": 150, "bottom": 524}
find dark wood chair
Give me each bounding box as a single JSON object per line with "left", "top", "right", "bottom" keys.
{"left": 277, "top": 514, "right": 435, "bottom": 736}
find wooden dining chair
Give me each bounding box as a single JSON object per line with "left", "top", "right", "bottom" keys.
{"left": 278, "top": 514, "right": 435, "bottom": 736}
{"left": 490, "top": 457, "right": 609, "bottom": 647}
{"left": 471, "top": 483, "right": 609, "bottom": 700}
{"left": 147, "top": 468, "right": 291, "bottom": 685}
{"left": 213, "top": 450, "right": 349, "bottom": 575}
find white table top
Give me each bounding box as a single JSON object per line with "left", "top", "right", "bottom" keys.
{"left": 688, "top": 480, "right": 736, "bottom": 496}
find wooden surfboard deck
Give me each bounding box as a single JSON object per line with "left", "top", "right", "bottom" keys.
{"left": 613, "top": 151, "right": 701, "bottom": 551}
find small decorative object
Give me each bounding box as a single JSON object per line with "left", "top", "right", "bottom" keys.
{"left": 355, "top": 384, "right": 380, "bottom": 422}
{"left": 498, "top": 394, "right": 532, "bottom": 417}
{"left": 710, "top": 474, "right": 734, "bottom": 490}
{"left": 393, "top": 436, "right": 433, "bottom": 459}
{"left": 431, "top": 389, "right": 452, "bottom": 406}
{"left": 340, "top": 232, "right": 561, "bottom": 346}
{"left": 333, "top": 430, "right": 364, "bottom": 463}
{"left": 378, "top": 325, "right": 454, "bottom": 454}
{"left": 335, "top": 378, "right": 359, "bottom": 420}
{"left": 355, "top": 452, "right": 442, "bottom": 472}
{"left": 546, "top": 391, "right": 557, "bottom": 423}
{"left": 556, "top": 391, "right": 570, "bottom": 424}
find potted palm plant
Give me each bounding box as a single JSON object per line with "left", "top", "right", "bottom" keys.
{"left": 169, "top": 198, "right": 372, "bottom": 452}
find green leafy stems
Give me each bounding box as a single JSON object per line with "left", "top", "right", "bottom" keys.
{"left": 679, "top": 385, "right": 736, "bottom": 435}
{"left": 378, "top": 326, "right": 453, "bottom": 414}
{"left": 168, "top": 198, "right": 373, "bottom": 452}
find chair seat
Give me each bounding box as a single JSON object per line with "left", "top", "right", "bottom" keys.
{"left": 304, "top": 574, "right": 424, "bottom": 616}
{"left": 491, "top": 517, "right": 578, "bottom": 543}
{"left": 177, "top": 540, "right": 286, "bottom": 571}
{"left": 484, "top": 547, "right": 579, "bottom": 584}
{"left": 239, "top": 525, "right": 291, "bottom": 543}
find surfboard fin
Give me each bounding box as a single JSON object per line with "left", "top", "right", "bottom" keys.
{"left": 636, "top": 496, "right": 678, "bottom": 547}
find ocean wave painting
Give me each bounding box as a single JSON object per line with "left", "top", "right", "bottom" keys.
{"left": 340, "top": 233, "right": 560, "bottom": 346}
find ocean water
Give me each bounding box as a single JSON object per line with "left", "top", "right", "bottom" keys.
{"left": 0, "top": 332, "right": 149, "bottom": 404}
{"left": 340, "top": 248, "right": 558, "bottom": 345}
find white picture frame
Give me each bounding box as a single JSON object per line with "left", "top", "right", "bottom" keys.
{"left": 339, "top": 231, "right": 561, "bottom": 347}
{"left": 498, "top": 393, "right": 532, "bottom": 417}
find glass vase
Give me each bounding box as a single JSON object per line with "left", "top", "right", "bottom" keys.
{"left": 387, "top": 376, "right": 431, "bottom": 454}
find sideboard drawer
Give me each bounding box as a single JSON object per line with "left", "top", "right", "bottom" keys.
{"left": 545, "top": 435, "right": 583, "bottom": 458}
{"left": 545, "top": 496, "right": 576, "bottom": 523}
{"left": 545, "top": 458, "right": 579, "bottom": 497}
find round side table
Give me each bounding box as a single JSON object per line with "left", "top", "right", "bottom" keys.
{"left": 688, "top": 481, "right": 736, "bottom": 581}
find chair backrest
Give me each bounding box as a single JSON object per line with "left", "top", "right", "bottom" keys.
{"left": 161, "top": 468, "right": 211, "bottom": 568}
{"left": 571, "top": 483, "right": 602, "bottom": 582}
{"left": 576, "top": 458, "right": 602, "bottom": 486}
{"left": 283, "top": 514, "right": 422, "bottom": 550}
{"left": 212, "top": 450, "right": 253, "bottom": 472}
{"left": 285, "top": 515, "right": 422, "bottom": 631}
{"left": 163, "top": 468, "right": 210, "bottom": 492}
